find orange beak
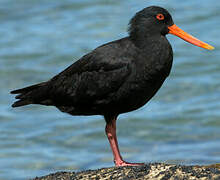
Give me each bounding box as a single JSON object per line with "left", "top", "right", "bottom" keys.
{"left": 168, "top": 24, "right": 214, "bottom": 50}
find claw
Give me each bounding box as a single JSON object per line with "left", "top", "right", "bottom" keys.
{"left": 115, "top": 160, "right": 144, "bottom": 167}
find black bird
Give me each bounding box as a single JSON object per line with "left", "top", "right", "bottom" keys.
{"left": 11, "top": 6, "right": 214, "bottom": 166}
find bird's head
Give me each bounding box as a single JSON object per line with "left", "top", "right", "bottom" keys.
{"left": 128, "top": 6, "right": 214, "bottom": 50}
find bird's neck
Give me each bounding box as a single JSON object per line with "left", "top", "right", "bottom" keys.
{"left": 129, "top": 32, "right": 163, "bottom": 49}
{"left": 129, "top": 34, "right": 173, "bottom": 78}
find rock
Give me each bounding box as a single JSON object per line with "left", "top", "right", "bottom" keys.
{"left": 33, "top": 163, "right": 220, "bottom": 180}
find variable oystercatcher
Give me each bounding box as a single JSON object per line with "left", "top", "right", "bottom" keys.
{"left": 11, "top": 6, "right": 214, "bottom": 166}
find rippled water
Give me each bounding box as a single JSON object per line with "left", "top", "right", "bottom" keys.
{"left": 1, "top": 0, "right": 220, "bottom": 179}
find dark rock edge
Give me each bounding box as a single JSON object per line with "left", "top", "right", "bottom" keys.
{"left": 33, "top": 163, "right": 220, "bottom": 180}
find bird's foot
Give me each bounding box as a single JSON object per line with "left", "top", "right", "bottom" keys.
{"left": 115, "top": 160, "right": 144, "bottom": 167}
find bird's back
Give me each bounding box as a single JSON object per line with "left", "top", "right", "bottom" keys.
{"left": 47, "top": 37, "right": 137, "bottom": 115}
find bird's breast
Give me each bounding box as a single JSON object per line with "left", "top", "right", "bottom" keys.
{"left": 113, "top": 42, "right": 173, "bottom": 113}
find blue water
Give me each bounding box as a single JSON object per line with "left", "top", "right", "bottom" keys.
{"left": 1, "top": 0, "right": 220, "bottom": 179}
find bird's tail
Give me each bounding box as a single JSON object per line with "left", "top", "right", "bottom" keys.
{"left": 10, "top": 82, "right": 51, "bottom": 107}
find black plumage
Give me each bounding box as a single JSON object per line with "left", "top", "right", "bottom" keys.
{"left": 12, "top": 7, "right": 173, "bottom": 115}
{"left": 11, "top": 6, "right": 213, "bottom": 166}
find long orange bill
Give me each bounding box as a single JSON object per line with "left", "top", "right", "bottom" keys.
{"left": 168, "top": 24, "right": 214, "bottom": 50}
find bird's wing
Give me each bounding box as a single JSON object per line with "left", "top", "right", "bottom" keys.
{"left": 48, "top": 47, "right": 132, "bottom": 106}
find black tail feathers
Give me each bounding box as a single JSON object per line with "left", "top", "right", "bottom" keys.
{"left": 11, "top": 99, "right": 33, "bottom": 108}
{"left": 10, "top": 82, "right": 49, "bottom": 107}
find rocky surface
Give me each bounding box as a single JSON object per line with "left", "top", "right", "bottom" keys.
{"left": 33, "top": 163, "right": 220, "bottom": 180}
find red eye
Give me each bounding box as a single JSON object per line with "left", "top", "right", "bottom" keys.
{"left": 156, "top": 13, "right": 165, "bottom": 20}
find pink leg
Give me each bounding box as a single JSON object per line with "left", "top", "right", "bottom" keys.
{"left": 105, "top": 116, "right": 144, "bottom": 167}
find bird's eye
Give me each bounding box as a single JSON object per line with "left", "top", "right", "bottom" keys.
{"left": 156, "top": 13, "right": 165, "bottom": 21}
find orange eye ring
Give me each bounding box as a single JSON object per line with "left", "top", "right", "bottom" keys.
{"left": 156, "top": 13, "right": 165, "bottom": 20}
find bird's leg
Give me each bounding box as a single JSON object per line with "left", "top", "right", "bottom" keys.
{"left": 105, "top": 116, "right": 144, "bottom": 167}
